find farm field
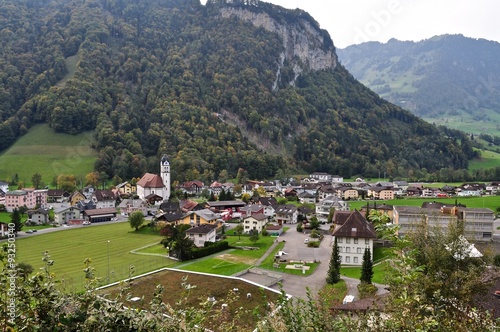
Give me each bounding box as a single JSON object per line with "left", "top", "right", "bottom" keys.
{"left": 0, "top": 124, "right": 97, "bottom": 185}
{"left": 14, "top": 222, "right": 175, "bottom": 292}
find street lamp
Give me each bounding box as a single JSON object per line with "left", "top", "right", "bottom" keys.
{"left": 107, "top": 240, "right": 110, "bottom": 283}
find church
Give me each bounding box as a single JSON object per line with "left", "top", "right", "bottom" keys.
{"left": 136, "top": 155, "right": 171, "bottom": 203}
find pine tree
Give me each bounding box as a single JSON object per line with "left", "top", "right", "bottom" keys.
{"left": 326, "top": 237, "right": 341, "bottom": 284}
{"left": 360, "top": 247, "right": 373, "bottom": 284}
{"left": 11, "top": 208, "right": 22, "bottom": 233}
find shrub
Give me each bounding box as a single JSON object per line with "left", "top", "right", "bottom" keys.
{"left": 262, "top": 229, "right": 269, "bottom": 236}
{"left": 310, "top": 229, "right": 320, "bottom": 238}
{"left": 296, "top": 222, "right": 303, "bottom": 233}
{"left": 357, "top": 282, "right": 377, "bottom": 299}
{"left": 494, "top": 254, "right": 500, "bottom": 267}
{"left": 190, "top": 241, "right": 229, "bottom": 260}
{"left": 307, "top": 241, "right": 320, "bottom": 248}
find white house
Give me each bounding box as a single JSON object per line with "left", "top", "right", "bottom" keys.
{"left": 186, "top": 224, "right": 218, "bottom": 247}
{"left": 53, "top": 205, "right": 81, "bottom": 225}
{"left": 332, "top": 210, "right": 377, "bottom": 266}
{"left": 243, "top": 213, "right": 268, "bottom": 234}
{"left": 92, "top": 190, "right": 116, "bottom": 209}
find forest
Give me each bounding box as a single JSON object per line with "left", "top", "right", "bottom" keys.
{"left": 0, "top": 0, "right": 479, "bottom": 184}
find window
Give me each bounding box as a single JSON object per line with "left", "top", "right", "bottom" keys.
{"left": 337, "top": 238, "right": 343, "bottom": 243}
{"left": 346, "top": 247, "right": 350, "bottom": 253}
{"left": 199, "top": 234, "right": 202, "bottom": 237}
{"left": 365, "top": 238, "right": 369, "bottom": 245}
{"left": 346, "top": 238, "right": 351, "bottom": 244}
{"left": 346, "top": 256, "right": 350, "bottom": 263}
{"left": 354, "top": 238, "right": 358, "bottom": 244}
{"left": 357, "top": 248, "right": 362, "bottom": 254}
{"left": 339, "top": 256, "right": 343, "bottom": 262}
{"left": 353, "top": 257, "right": 358, "bottom": 264}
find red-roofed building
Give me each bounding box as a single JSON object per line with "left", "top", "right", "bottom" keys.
{"left": 137, "top": 156, "right": 171, "bottom": 203}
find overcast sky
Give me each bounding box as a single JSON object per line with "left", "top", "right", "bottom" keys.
{"left": 202, "top": 0, "right": 499, "bottom": 48}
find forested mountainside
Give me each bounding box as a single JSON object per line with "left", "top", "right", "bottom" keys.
{"left": 338, "top": 35, "right": 500, "bottom": 136}
{"left": 0, "top": 0, "right": 476, "bottom": 183}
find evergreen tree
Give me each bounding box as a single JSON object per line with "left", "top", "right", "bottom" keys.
{"left": 208, "top": 191, "right": 216, "bottom": 201}
{"left": 360, "top": 247, "right": 373, "bottom": 284}
{"left": 326, "top": 237, "right": 341, "bottom": 284}
{"left": 11, "top": 208, "right": 22, "bottom": 233}
{"left": 219, "top": 188, "right": 227, "bottom": 201}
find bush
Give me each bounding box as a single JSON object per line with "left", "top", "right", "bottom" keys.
{"left": 262, "top": 229, "right": 269, "bottom": 236}
{"left": 296, "top": 222, "right": 303, "bottom": 233}
{"left": 307, "top": 241, "right": 320, "bottom": 248}
{"left": 494, "top": 254, "right": 500, "bottom": 267}
{"left": 357, "top": 282, "right": 377, "bottom": 299}
{"left": 310, "top": 229, "right": 320, "bottom": 238}
{"left": 190, "top": 241, "right": 229, "bottom": 260}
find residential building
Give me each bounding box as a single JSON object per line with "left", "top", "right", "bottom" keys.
{"left": 119, "top": 199, "right": 147, "bottom": 216}
{"left": 92, "top": 190, "right": 116, "bottom": 209}
{"left": 116, "top": 182, "right": 137, "bottom": 195}
{"left": 5, "top": 189, "right": 48, "bottom": 212}
{"left": 459, "top": 208, "right": 495, "bottom": 241}
{"left": 332, "top": 210, "right": 377, "bottom": 266}
{"left": 337, "top": 187, "right": 359, "bottom": 200}
{"left": 177, "top": 181, "right": 204, "bottom": 196}
{"left": 273, "top": 204, "right": 298, "bottom": 224}
{"left": 180, "top": 209, "right": 221, "bottom": 228}
{"left": 186, "top": 224, "right": 218, "bottom": 247}
{"left": 53, "top": 205, "right": 81, "bottom": 225}
{"left": 367, "top": 187, "right": 394, "bottom": 200}
{"left": 485, "top": 181, "right": 500, "bottom": 195}
{"left": 83, "top": 207, "right": 117, "bottom": 223}
{"left": 266, "top": 224, "right": 283, "bottom": 236}
{"left": 243, "top": 213, "right": 268, "bottom": 234}
{"left": 69, "top": 191, "right": 86, "bottom": 206}
{"left": 310, "top": 172, "right": 332, "bottom": 182}
{"left": 315, "top": 196, "right": 349, "bottom": 224}
{"left": 27, "top": 209, "right": 49, "bottom": 224}
{"left": 47, "top": 189, "right": 70, "bottom": 203}
{"left": 298, "top": 191, "right": 316, "bottom": 204}
{"left": 0, "top": 181, "right": 8, "bottom": 194}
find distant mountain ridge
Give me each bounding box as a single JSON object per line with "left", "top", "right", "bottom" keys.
{"left": 0, "top": 0, "right": 476, "bottom": 183}
{"left": 338, "top": 34, "right": 500, "bottom": 136}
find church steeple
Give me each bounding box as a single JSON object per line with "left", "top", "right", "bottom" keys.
{"left": 160, "top": 155, "right": 171, "bottom": 201}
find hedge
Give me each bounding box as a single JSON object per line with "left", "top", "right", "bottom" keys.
{"left": 190, "top": 241, "right": 229, "bottom": 260}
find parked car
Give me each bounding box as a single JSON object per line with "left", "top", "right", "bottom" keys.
{"left": 26, "top": 230, "right": 34, "bottom": 234}
{"left": 82, "top": 221, "right": 91, "bottom": 225}
{"left": 304, "top": 238, "right": 309, "bottom": 244}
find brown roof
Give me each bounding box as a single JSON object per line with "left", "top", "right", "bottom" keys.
{"left": 333, "top": 210, "right": 353, "bottom": 226}
{"left": 137, "top": 173, "right": 164, "bottom": 188}
{"left": 93, "top": 190, "right": 115, "bottom": 201}
{"left": 332, "top": 210, "right": 376, "bottom": 239}
{"left": 244, "top": 213, "right": 267, "bottom": 221}
{"left": 83, "top": 207, "right": 117, "bottom": 217}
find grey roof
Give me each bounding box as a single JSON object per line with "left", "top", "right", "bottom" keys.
{"left": 332, "top": 210, "right": 376, "bottom": 239}
{"left": 186, "top": 224, "right": 217, "bottom": 235}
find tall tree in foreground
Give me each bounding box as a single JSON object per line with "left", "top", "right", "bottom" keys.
{"left": 360, "top": 247, "right": 373, "bottom": 284}
{"left": 11, "top": 208, "right": 22, "bottom": 233}
{"left": 326, "top": 237, "right": 341, "bottom": 284}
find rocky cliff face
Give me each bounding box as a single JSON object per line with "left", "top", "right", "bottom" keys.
{"left": 217, "top": 5, "right": 337, "bottom": 88}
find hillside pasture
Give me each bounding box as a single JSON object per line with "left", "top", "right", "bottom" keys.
{"left": 0, "top": 124, "right": 97, "bottom": 185}
{"left": 14, "top": 222, "right": 173, "bottom": 292}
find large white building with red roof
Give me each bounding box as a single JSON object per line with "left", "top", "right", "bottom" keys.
{"left": 136, "top": 155, "right": 171, "bottom": 202}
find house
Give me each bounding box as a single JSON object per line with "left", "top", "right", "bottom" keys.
{"left": 393, "top": 205, "right": 458, "bottom": 238}
{"left": 156, "top": 211, "right": 184, "bottom": 224}
{"left": 331, "top": 175, "right": 344, "bottom": 183}
{"left": 76, "top": 199, "right": 96, "bottom": 211}
{"left": 297, "top": 206, "right": 315, "bottom": 221}
{"left": 332, "top": 210, "right": 377, "bottom": 266}
{"left": 310, "top": 172, "right": 332, "bottom": 183}
{"left": 298, "top": 191, "right": 316, "bottom": 204}
{"left": 54, "top": 205, "right": 81, "bottom": 225}
{"left": 332, "top": 210, "right": 354, "bottom": 227}
{"left": 315, "top": 196, "right": 349, "bottom": 224}
{"left": 159, "top": 202, "right": 180, "bottom": 213}
{"left": 360, "top": 203, "right": 394, "bottom": 219}
{"left": 179, "top": 200, "right": 203, "bottom": 213}
{"left": 458, "top": 208, "right": 495, "bottom": 241}
{"left": 186, "top": 224, "right": 218, "bottom": 247}
{"left": 406, "top": 186, "right": 422, "bottom": 197}
{"left": 82, "top": 207, "right": 117, "bottom": 223}
{"left": 27, "top": 209, "right": 49, "bottom": 224}
{"left": 92, "top": 190, "right": 116, "bottom": 209}
{"left": 47, "top": 189, "right": 70, "bottom": 203}
{"left": 69, "top": 191, "right": 86, "bottom": 206}
{"left": 367, "top": 187, "right": 394, "bottom": 200}
{"left": 256, "top": 197, "right": 278, "bottom": 206}
{"left": 317, "top": 185, "right": 337, "bottom": 200}
{"left": 243, "top": 213, "right": 268, "bottom": 234}
{"left": 266, "top": 224, "right": 283, "bottom": 236}
{"left": 485, "top": 181, "right": 500, "bottom": 195}
{"left": 273, "top": 204, "right": 298, "bottom": 225}
{"left": 180, "top": 209, "right": 221, "bottom": 228}
{"left": 337, "top": 187, "right": 359, "bottom": 200}
{"left": 0, "top": 189, "right": 5, "bottom": 205}
{"left": 119, "top": 199, "right": 147, "bottom": 216}
{"left": 0, "top": 222, "right": 8, "bottom": 237}
{"left": 5, "top": 189, "right": 48, "bottom": 212}
{"left": 177, "top": 181, "right": 204, "bottom": 196}
{"left": 82, "top": 186, "right": 95, "bottom": 199}
{"left": 115, "top": 182, "right": 137, "bottom": 195}
{"left": 0, "top": 181, "right": 8, "bottom": 194}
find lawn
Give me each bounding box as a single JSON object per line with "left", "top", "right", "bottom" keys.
{"left": 177, "top": 257, "right": 251, "bottom": 276}
{"left": 14, "top": 222, "right": 176, "bottom": 292}
{"left": 0, "top": 124, "right": 97, "bottom": 185}
{"left": 135, "top": 243, "right": 169, "bottom": 255}
{"left": 340, "top": 260, "right": 391, "bottom": 285}
{"left": 318, "top": 280, "right": 348, "bottom": 307}
{"left": 348, "top": 196, "right": 500, "bottom": 212}
{"left": 225, "top": 235, "right": 276, "bottom": 260}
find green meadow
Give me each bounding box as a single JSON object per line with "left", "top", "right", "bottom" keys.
{"left": 0, "top": 124, "right": 97, "bottom": 185}
{"left": 14, "top": 222, "right": 174, "bottom": 292}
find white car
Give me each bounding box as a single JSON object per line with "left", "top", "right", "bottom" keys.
{"left": 82, "top": 221, "right": 91, "bottom": 225}
{"left": 304, "top": 238, "right": 309, "bottom": 244}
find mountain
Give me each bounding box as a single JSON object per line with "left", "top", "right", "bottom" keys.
{"left": 338, "top": 35, "right": 500, "bottom": 136}
{"left": 0, "top": 0, "right": 476, "bottom": 183}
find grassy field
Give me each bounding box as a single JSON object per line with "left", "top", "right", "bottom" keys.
{"left": 348, "top": 196, "right": 500, "bottom": 212}
{"left": 177, "top": 257, "right": 251, "bottom": 276}
{"left": 469, "top": 149, "right": 500, "bottom": 171}
{"left": 340, "top": 260, "right": 391, "bottom": 285}
{"left": 14, "top": 222, "right": 175, "bottom": 292}
{"left": 0, "top": 124, "right": 97, "bottom": 185}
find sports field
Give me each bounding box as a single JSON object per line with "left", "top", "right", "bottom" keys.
{"left": 14, "top": 222, "right": 176, "bottom": 292}
{"left": 0, "top": 124, "right": 97, "bottom": 185}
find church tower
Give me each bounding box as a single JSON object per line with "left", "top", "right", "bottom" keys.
{"left": 160, "top": 155, "right": 171, "bottom": 201}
